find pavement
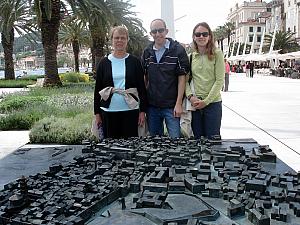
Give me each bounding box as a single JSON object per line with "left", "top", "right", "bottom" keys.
{"left": 0, "top": 73, "right": 300, "bottom": 172}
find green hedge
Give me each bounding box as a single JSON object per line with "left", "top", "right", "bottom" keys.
{"left": 0, "top": 79, "right": 35, "bottom": 88}
{"left": 0, "top": 83, "right": 95, "bottom": 143}
{"left": 0, "top": 111, "right": 42, "bottom": 130}
{"left": 30, "top": 114, "right": 96, "bottom": 144}
{"left": 60, "top": 72, "right": 89, "bottom": 83}
{"left": 0, "top": 96, "right": 46, "bottom": 112}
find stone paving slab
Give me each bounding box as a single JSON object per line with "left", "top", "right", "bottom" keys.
{"left": 221, "top": 73, "right": 300, "bottom": 171}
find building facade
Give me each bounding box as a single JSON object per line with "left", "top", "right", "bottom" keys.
{"left": 227, "top": 0, "right": 268, "bottom": 53}
{"left": 227, "top": 0, "right": 300, "bottom": 53}
{"left": 284, "top": 0, "right": 300, "bottom": 42}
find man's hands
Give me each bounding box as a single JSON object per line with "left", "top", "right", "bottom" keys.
{"left": 173, "top": 103, "right": 183, "bottom": 118}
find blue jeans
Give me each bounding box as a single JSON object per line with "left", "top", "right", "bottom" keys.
{"left": 147, "top": 106, "right": 180, "bottom": 138}
{"left": 191, "top": 101, "right": 222, "bottom": 139}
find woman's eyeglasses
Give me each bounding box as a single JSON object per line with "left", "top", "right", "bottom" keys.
{"left": 194, "top": 32, "right": 209, "bottom": 37}
{"left": 150, "top": 28, "right": 166, "bottom": 34}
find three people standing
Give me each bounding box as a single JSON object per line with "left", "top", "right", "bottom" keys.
{"left": 94, "top": 20, "right": 225, "bottom": 140}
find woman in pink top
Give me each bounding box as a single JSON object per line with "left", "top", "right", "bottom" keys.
{"left": 223, "top": 59, "right": 230, "bottom": 92}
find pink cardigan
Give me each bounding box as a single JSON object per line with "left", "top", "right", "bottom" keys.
{"left": 225, "top": 62, "right": 230, "bottom": 74}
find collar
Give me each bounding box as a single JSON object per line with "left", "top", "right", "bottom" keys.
{"left": 153, "top": 39, "right": 170, "bottom": 51}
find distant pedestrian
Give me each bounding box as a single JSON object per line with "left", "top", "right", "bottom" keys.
{"left": 223, "top": 59, "right": 230, "bottom": 92}
{"left": 249, "top": 62, "right": 254, "bottom": 78}
{"left": 245, "top": 62, "right": 250, "bottom": 77}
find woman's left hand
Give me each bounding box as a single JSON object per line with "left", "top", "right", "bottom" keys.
{"left": 193, "top": 100, "right": 206, "bottom": 109}
{"left": 138, "top": 112, "right": 145, "bottom": 126}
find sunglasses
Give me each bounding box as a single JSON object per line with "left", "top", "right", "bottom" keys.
{"left": 150, "top": 28, "right": 166, "bottom": 34}
{"left": 194, "top": 32, "right": 209, "bottom": 37}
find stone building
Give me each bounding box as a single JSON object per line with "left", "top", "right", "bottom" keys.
{"left": 227, "top": 0, "right": 268, "bottom": 53}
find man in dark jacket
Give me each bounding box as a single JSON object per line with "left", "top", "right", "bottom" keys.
{"left": 142, "top": 18, "right": 189, "bottom": 138}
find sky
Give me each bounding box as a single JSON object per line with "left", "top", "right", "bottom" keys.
{"left": 129, "top": 0, "right": 249, "bottom": 43}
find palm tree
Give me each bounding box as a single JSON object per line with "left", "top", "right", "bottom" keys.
{"left": 127, "top": 26, "right": 149, "bottom": 57}
{"left": 108, "top": 0, "right": 147, "bottom": 57}
{"left": 224, "top": 22, "right": 235, "bottom": 46}
{"left": 213, "top": 26, "right": 227, "bottom": 52}
{"left": 82, "top": 0, "right": 147, "bottom": 71}
{"left": 264, "top": 30, "right": 300, "bottom": 54}
{"left": 33, "top": 0, "right": 100, "bottom": 86}
{"left": 59, "top": 17, "right": 90, "bottom": 72}
{"left": 33, "top": 0, "right": 62, "bottom": 86}
{"left": 0, "top": 0, "right": 33, "bottom": 80}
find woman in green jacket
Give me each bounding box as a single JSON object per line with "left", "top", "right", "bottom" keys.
{"left": 185, "top": 22, "right": 225, "bottom": 139}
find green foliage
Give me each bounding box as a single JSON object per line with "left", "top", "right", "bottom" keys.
{"left": 59, "top": 72, "right": 89, "bottom": 83}
{"left": 0, "top": 95, "right": 46, "bottom": 112}
{"left": 57, "top": 54, "right": 74, "bottom": 67}
{"left": 24, "top": 84, "right": 94, "bottom": 100}
{"left": 264, "top": 31, "right": 300, "bottom": 54}
{"left": 19, "top": 75, "right": 45, "bottom": 81}
{"left": 0, "top": 84, "right": 95, "bottom": 145}
{"left": 30, "top": 114, "right": 95, "bottom": 144}
{"left": 0, "top": 79, "right": 35, "bottom": 88}
{"left": 0, "top": 110, "right": 42, "bottom": 130}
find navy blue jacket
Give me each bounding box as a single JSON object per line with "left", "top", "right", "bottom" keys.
{"left": 142, "top": 38, "right": 189, "bottom": 108}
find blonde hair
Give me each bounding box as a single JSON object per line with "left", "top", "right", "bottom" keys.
{"left": 110, "top": 26, "right": 129, "bottom": 40}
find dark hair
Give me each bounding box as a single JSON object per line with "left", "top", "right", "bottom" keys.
{"left": 150, "top": 18, "right": 167, "bottom": 29}
{"left": 192, "top": 22, "right": 215, "bottom": 61}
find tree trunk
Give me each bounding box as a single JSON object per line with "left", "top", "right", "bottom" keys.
{"left": 72, "top": 40, "right": 80, "bottom": 73}
{"left": 40, "top": 0, "right": 62, "bottom": 86}
{"left": 227, "top": 34, "right": 230, "bottom": 46}
{"left": 221, "top": 40, "right": 224, "bottom": 52}
{"left": 1, "top": 29, "right": 15, "bottom": 80}
{"left": 90, "top": 24, "right": 106, "bottom": 73}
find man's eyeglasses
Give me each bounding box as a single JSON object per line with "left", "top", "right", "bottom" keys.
{"left": 150, "top": 28, "right": 166, "bottom": 34}
{"left": 194, "top": 32, "right": 209, "bottom": 37}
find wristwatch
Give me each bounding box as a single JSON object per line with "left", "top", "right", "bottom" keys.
{"left": 187, "top": 94, "right": 193, "bottom": 100}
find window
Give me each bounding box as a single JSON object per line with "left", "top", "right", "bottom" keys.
{"left": 257, "top": 27, "right": 261, "bottom": 32}
{"left": 257, "top": 35, "right": 261, "bottom": 42}
{"left": 267, "top": 8, "right": 271, "bottom": 12}
{"left": 288, "top": 27, "right": 291, "bottom": 32}
{"left": 249, "top": 27, "right": 253, "bottom": 32}
{"left": 288, "top": 1, "right": 290, "bottom": 6}
{"left": 249, "top": 35, "right": 253, "bottom": 42}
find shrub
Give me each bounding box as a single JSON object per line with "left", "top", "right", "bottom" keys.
{"left": 0, "top": 79, "right": 35, "bottom": 88}
{"left": 79, "top": 74, "right": 89, "bottom": 82}
{"left": 0, "top": 96, "right": 46, "bottom": 112}
{"left": 60, "top": 72, "right": 89, "bottom": 83}
{"left": 0, "top": 110, "right": 42, "bottom": 130}
{"left": 0, "top": 83, "right": 95, "bottom": 143}
{"left": 29, "top": 114, "right": 96, "bottom": 144}
{"left": 20, "top": 75, "right": 44, "bottom": 81}
{"left": 0, "top": 103, "right": 60, "bottom": 130}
